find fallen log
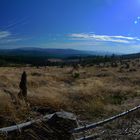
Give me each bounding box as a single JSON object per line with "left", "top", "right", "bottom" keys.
{"left": 0, "top": 111, "right": 78, "bottom": 140}
{"left": 0, "top": 113, "right": 54, "bottom": 134}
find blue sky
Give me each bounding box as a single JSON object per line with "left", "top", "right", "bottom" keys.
{"left": 1, "top": 0, "right": 140, "bottom": 53}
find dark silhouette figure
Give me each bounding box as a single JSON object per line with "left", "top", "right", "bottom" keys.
{"left": 18, "top": 71, "right": 27, "bottom": 100}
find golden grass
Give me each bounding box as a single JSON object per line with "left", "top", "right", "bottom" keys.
{"left": 0, "top": 61, "right": 140, "bottom": 125}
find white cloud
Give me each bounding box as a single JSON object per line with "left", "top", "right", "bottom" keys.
{"left": 0, "top": 31, "right": 11, "bottom": 39}
{"left": 0, "top": 38, "right": 23, "bottom": 44}
{"left": 0, "top": 31, "right": 23, "bottom": 44}
{"left": 69, "top": 33, "right": 140, "bottom": 44}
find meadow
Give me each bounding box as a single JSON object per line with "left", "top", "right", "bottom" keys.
{"left": 0, "top": 58, "right": 140, "bottom": 128}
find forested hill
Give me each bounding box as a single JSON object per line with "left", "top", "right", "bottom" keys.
{"left": 0, "top": 48, "right": 94, "bottom": 58}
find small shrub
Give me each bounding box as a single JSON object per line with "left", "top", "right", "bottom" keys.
{"left": 124, "top": 63, "right": 130, "bottom": 69}
{"left": 111, "top": 62, "right": 118, "bottom": 67}
{"left": 108, "top": 93, "right": 127, "bottom": 105}
{"left": 128, "top": 68, "right": 136, "bottom": 72}
{"left": 73, "top": 72, "right": 80, "bottom": 78}
{"left": 31, "top": 72, "right": 42, "bottom": 76}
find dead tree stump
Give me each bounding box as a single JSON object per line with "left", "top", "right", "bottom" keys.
{"left": 18, "top": 71, "right": 27, "bottom": 100}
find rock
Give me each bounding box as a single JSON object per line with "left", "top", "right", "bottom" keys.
{"left": 47, "top": 111, "right": 78, "bottom": 140}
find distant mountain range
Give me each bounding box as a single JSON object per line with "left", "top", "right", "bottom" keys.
{"left": 122, "top": 52, "right": 140, "bottom": 59}
{"left": 0, "top": 47, "right": 139, "bottom": 66}
{"left": 0, "top": 48, "right": 114, "bottom": 58}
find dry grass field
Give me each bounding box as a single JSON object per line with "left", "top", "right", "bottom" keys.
{"left": 0, "top": 59, "right": 140, "bottom": 127}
